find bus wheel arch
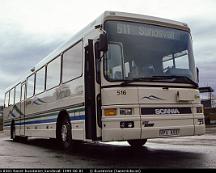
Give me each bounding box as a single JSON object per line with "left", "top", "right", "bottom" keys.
{"left": 56, "top": 110, "right": 72, "bottom": 149}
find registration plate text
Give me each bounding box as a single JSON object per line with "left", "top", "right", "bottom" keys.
{"left": 159, "top": 129, "right": 180, "bottom": 136}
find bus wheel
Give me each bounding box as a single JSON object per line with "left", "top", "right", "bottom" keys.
{"left": 10, "top": 121, "right": 17, "bottom": 141}
{"left": 57, "top": 117, "right": 72, "bottom": 149}
{"left": 127, "top": 139, "right": 147, "bottom": 148}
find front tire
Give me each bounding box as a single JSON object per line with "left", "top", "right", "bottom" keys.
{"left": 127, "top": 139, "right": 147, "bottom": 148}
{"left": 56, "top": 116, "right": 72, "bottom": 149}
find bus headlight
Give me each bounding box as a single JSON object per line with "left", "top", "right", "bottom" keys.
{"left": 104, "top": 108, "right": 117, "bottom": 116}
{"left": 120, "top": 108, "right": 132, "bottom": 115}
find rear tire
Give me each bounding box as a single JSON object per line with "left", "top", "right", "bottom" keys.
{"left": 127, "top": 139, "right": 147, "bottom": 148}
{"left": 10, "top": 121, "right": 17, "bottom": 141}
{"left": 56, "top": 116, "right": 72, "bottom": 150}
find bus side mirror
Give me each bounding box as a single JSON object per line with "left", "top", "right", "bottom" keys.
{"left": 97, "top": 33, "right": 108, "bottom": 52}
{"left": 196, "top": 67, "right": 199, "bottom": 83}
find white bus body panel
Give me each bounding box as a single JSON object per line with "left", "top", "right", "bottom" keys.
{"left": 101, "top": 86, "right": 205, "bottom": 141}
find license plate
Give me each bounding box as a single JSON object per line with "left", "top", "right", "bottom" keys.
{"left": 159, "top": 129, "right": 180, "bottom": 136}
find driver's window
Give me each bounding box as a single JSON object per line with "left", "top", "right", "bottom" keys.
{"left": 106, "top": 43, "right": 123, "bottom": 80}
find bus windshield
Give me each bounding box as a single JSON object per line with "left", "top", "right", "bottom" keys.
{"left": 104, "top": 20, "right": 196, "bottom": 85}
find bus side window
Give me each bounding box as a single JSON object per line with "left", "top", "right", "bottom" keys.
{"left": 27, "top": 74, "right": 35, "bottom": 98}
{"left": 15, "top": 83, "right": 21, "bottom": 104}
{"left": 46, "top": 56, "right": 61, "bottom": 90}
{"left": 4, "top": 92, "right": 9, "bottom": 107}
{"left": 35, "top": 67, "right": 45, "bottom": 94}
{"left": 62, "top": 41, "right": 83, "bottom": 83}
{"left": 21, "top": 84, "right": 25, "bottom": 101}
{"left": 9, "top": 88, "right": 15, "bottom": 106}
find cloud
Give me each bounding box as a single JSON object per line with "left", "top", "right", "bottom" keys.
{"left": 178, "top": 17, "right": 216, "bottom": 95}
{"left": 188, "top": 19, "right": 216, "bottom": 54}
{"left": 0, "top": 24, "right": 69, "bottom": 104}
{"left": 0, "top": 0, "right": 216, "bottom": 104}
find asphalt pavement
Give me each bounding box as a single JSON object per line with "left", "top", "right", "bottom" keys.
{"left": 0, "top": 127, "right": 216, "bottom": 168}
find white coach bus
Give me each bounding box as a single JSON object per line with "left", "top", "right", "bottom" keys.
{"left": 3, "top": 11, "right": 205, "bottom": 148}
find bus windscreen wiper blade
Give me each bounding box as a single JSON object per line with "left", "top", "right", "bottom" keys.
{"left": 120, "top": 79, "right": 140, "bottom": 86}
{"left": 120, "top": 76, "right": 198, "bottom": 87}
{"left": 120, "top": 76, "right": 178, "bottom": 86}
{"left": 120, "top": 78, "right": 152, "bottom": 86}
{"left": 152, "top": 75, "right": 198, "bottom": 87}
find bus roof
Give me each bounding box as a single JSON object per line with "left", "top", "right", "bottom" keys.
{"left": 5, "top": 11, "right": 190, "bottom": 92}
{"left": 103, "top": 11, "right": 189, "bottom": 31}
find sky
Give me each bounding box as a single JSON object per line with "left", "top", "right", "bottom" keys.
{"left": 0, "top": 0, "right": 216, "bottom": 105}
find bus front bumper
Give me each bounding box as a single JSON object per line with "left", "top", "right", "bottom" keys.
{"left": 101, "top": 116, "right": 205, "bottom": 142}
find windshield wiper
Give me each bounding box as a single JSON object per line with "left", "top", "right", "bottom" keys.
{"left": 120, "top": 79, "right": 141, "bottom": 86}
{"left": 151, "top": 75, "right": 198, "bottom": 87}
{"left": 119, "top": 75, "right": 198, "bottom": 87}
{"left": 119, "top": 77, "right": 159, "bottom": 86}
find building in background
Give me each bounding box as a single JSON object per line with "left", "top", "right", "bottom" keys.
{"left": 0, "top": 106, "right": 3, "bottom": 114}
{"left": 0, "top": 106, "right": 3, "bottom": 131}
{"left": 199, "top": 87, "right": 214, "bottom": 108}
{"left": 199, "top": 86, "right": 216, "bottom": 125}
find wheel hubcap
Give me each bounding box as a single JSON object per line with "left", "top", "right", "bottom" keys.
{"left": 61, "top": 125, "right": 68, "bottom": 142}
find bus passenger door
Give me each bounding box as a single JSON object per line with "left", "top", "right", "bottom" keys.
{"left": 20, "top": 82, "right": 26, "bottom": 136}
{"left": 84, "top": 40, "right": 97, "bottom": 140}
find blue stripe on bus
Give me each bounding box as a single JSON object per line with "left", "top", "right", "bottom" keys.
{"left": 70, "top": 115, "right": 85, "bottom": 121}
{"left": 4, "top": 115, "right": 85, "bottom": 127}
{"left": 25, "top": 118, "right": 57, "bottom": 125}
{"left": 10, "top": 118, "right": 57, "bottom": 126}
